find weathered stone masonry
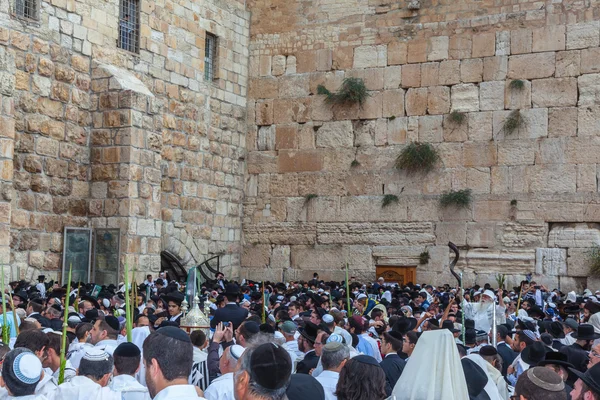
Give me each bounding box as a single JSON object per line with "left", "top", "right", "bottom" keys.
{"left": 243, "top": 0, "right": 600, "bottom": 291}
{"left": 0, "top": 0, "right": 250, "bottom": 281}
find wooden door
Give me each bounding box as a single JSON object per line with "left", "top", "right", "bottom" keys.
{"left": 375, "top": 266, "right": 417, "bottom": 286}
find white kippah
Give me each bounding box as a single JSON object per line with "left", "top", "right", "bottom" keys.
{"left": 274, "top": 331, "right": 284, "bottom": 340}
{"left": 13, "top": 353, "right": 42, "bottom": 385}
{"left": 357, "top": 294, "right": 367, "bottom": 300}
{"left": 83, "top": 348, "right": 110, "bottom": 362}
{"left": 230, "top": 344, "right": 245, "bottom": 360}
{"left": 102, "top": 299, "right": 111, "bottom": 308}
{"left": 322, "top": 314, "right": 334, "bottom": 324}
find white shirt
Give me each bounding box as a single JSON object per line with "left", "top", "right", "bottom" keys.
{"left": 109, "top": 374, "right": 151, "bottom": 400}
{"left": 282, "top": 340, "right": 304, "bottom": 359}
{"left": 52, "top": 375, "right": 120, "bottom": 400}
{"left": 68, "top": 342, "right": 93, "bottom": 369}
{"left": 315, "top": 370, "right": 339, "bottom": 400}
{"left": 334, "top": 326, "right": 352, "bottom": 347}
{"left": 50, "top": 360, "right": 76, "bottom": 382}
{"left": 35, "top": 371, "right": 58, "bottom": 399}
{"left": 36, "top": 282, "right": 46, "bottom": 298}
{"left": 204, "top": 373, "right": 235, "bottom": 400}
{"left": 360, "top": 333, "right": 382, "bottom": 362}
{"left": 95, "top": 339, "right": 119, "bottom": 355}
{"left": 153, "top": 385, "right": 206, "bottom": 400}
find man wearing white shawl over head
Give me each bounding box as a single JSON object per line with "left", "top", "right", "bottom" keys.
{"left": 462, "top": 289, "right": 506, "bottom": 334}
{"left": 391, "top": 330, "right": 470, "bottom": 400}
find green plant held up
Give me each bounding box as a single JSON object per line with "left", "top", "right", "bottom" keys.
{"left": 495, "top": 273, "right": 506, "bottom": 289}
{"left": 305, "top": 194, "right": 318, "bottom": 202}
{"left": 509, "top": 80, "right": 525, "bottom": 90}
{"left": 503, "top": 110, "right": 524, "bottom": 135}
{"left": 448, "top": 110, "right": 466, "bottom": 125}
{"left": 319, "top": 77, "right": 370, "bottom": 106}
{"left": 382, "top": 194, "right": 399, "bottom": 208}
{"left": 350, "top": 160, "right": 361, "bottom": 168}
{"left": 395, "top": 142, "right": 440, "bottom": 174}
{"left": 589, "top": 246, "right": 600, "bottom": 277}
{"left": 439, "top": 189, "right": 473, "bottom": 209}
{"left": 419, "top": 251, "right": 430, "bottom": 265}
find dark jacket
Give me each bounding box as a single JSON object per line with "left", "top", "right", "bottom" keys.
{"left": 28, "top": 313, "right": 51, "bottom": 328}
{"left": 296, "top": 350, "right": 319, "bottom": 374}
{"left": 380, "top": 354, "right": 406, "bottom": 396}
{"left": 560, "top": 343, "right": 589, "bottom": 373}
{"left": 210, "top": 303, "right": 249, "bottom": 330}
{"left": 496, "top": 342, "right": 517, "bottom": 376}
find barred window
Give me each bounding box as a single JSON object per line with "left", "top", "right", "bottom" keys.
{"left": 14, "top": 0, "right": 39, "bottom": 20}
{"left": 205, "top": 33, "right": 218, "bottom": 81}
{"left": 118, "top": 0, "right": 139, "bottom": 53}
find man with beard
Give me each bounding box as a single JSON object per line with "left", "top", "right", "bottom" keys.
{"left": 143, "top": 326, "right": 205, "bottom": 399}
{"left": 461, "top": 289, "right": 505, "bottom": 333}
{"left": 569, "top": 362, "right": 600, "bottom": 400}
{"left": 561, "top": 324, "right": 600, "bottom": 373}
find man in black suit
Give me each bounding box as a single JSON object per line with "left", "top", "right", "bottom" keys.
{"left": 495, "top": 325, "right": 517, "bottom": 376}
{"left": 296, "top": 322, "right": 320, "bottom": 374}
{"left": 210, "top": 283, "right": 248, "bottom": 330}
{"left": 560, "top": 324, "right": 599, "bottom": 373}
{"left": 26, "top": 298, "right": 51, "bottom": 328}
{"left": 380, "top": 331, "right": 406, "bottom": 396}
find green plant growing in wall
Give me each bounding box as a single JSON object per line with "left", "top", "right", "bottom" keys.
{"left": 304, "top": 194, "right": 318, "bottom": 203}
{"left": 350, "top": 160, "right": 361, "bottom": 168}
{"left": 509, "top": 79, "right": 525, "bottom": 90}
{"left": 502, "top": 110, "right": 524, "bottom": 135}
{"left": 382, "top": 194, "right": 399, "bottom": 208}
{"left": 419, "top": 251, "right": 430, "bottom": 265}
{"left": 448, "top": 110, "right": 466, "bottom": 125}
{"left": 439, "top": 189, "right": 472, "bottom": 209}
{"left": 589, "top": 246, "right": 600, "bottom": 277}
{"left": 316, "top": 77, "right": 370, "bottom": 106}
{"left": 395, "top": 142, "right": 440, "bottom": 174}
{"left": 510, "top": 199, "right": 518, "bottom": 206}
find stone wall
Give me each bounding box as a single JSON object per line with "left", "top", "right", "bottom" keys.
{"left": 0, "top": 0, "right": 249, "bottom": 281}
{"left": 243, "top": 0, "right": 600, "bottom": 290}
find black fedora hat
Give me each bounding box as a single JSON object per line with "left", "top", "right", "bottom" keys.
{"left": 464, "top": 328, "right": 477, "bottom": 345}
{"left": 548, "top": 321, "right": 565, "bottom": 339}
{"left": 538, "top": 351, "right": 575, "bottom": 370}
{"left": 12, "top": 290, "right": 28, "bottom": 303}
{"left": 442, "top": 320, "right": 461, "bottom": 333}
{"left": 464, "top": 319, "right": 475, "bottom": 330}
{"left": 163, "top": 291, "right": 185, "bottom": 305}
{"left": 225, "top": 283, "right": 241, "bottom": 296}
{"left": 570, "top": 362, "right": 600, "bottom": 395}
{"left": 521, "top": 342, "right": 547, "bottom": 367}
{"left": 572, "top": 324, "right": 600, "bottom": 341}
{"left": 298, "top": 321, "right": 319, "bottom": 343}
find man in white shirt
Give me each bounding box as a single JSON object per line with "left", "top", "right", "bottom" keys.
{"left": 143, "top": 326, "right": 206, "bottom": 399}
{"left": 315, "top": 342, "right": 349, "bottom": 400}
{"left": 279, "top": 321, "right": 304, "bottom": 359}
{"left": 88, "top": 317, "right": 121, "bottom": 355}
{"left": 109, "top": 342, "right": 150, "bottom": 400}
{"left": 35, "top": 275, "right": 46, "bottom": 298}
{"left": 44, "top": 331, "right": 76, "bottom": 382}
{"left": 204, "top": 345, "right": 245, "bottom": 400}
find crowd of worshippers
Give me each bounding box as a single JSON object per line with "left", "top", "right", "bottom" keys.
{"left": 3, "top": 273, "right": 600, "bottom": 399}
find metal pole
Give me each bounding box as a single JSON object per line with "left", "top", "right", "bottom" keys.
{"left": 492, "top": 293, "right": 497, "bottom": 347}
{"left": 460, "top": 272, "right": 465, "bottom": 345}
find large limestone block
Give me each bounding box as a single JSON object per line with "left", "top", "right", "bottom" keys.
{"left": 241, "top": 244, "right": 271, "bottom": 267}
{"left": 532, "top": 78, "right": 577, "bottom": 107}
{"left": 511, "top": 30, "right": 532, "bottom": 55}
{"left": 532, "top": 25, "right": 566, "bottom": 52}
{"left": 548, "top": 223, "right": 600, "bottom": 248}
{"left": 549, "top": 107, "right": 578, "bottom": 137}
{"left": 382, "top": 89, "right": 405, "bottom": 117}
{"left": 464, "top": 142, "right": 497, "bottom": 167}
{"left": 460, "top": 58, "right": 483, "bottom": 83}
{"left": 335, "top": 197, "right": 408, "bottom": 223}
{"left": 467, "top": 168, "right": 491, "bottom": 194}
{"left": 536, "top": 138, "right": 567, "bottom": 164}
{"left": 384, "top": 66, "right": 402, "bottom": 89}
{"left": 581, "top": 48, "right": 600, "bottom": 74}
{"left": 520, "top": 108, "right": 548, "bottom": 139}
{"left": 566, "top": 22, "right": 600, "bottom": 50}
{"left": 578, "top": 74, "right": 600, "bottom": 106}
{"left": 435, "top": 222, "right": 467, "bottom": 246}
{"left": 316, "top": 121, "right": 353, "bottom": 148}
{"left": 388, "top": 42, "right": 408, "bottom": 65}
{"left": 421, "top": 62, "right": 439, "bottom": 87}
{"left": 439, "top": 60, "right": 460, "bottom": 85}
{"left": 578, "top": 105, "right": 600, "bottom": 136}
{"left": 467, "top": 111, "right": 493, "bottom": 141}
{"left": 535, "top": 248, "right": 567, "bottom": 276}
{"left": 428, "top": 36, "right": 449, "bottom": 61}
{"left": 290, "top": 245, "right": 373, "bottom": 271}
{"left": 462, "top": 249, "right": 536, "bottom": 274}
{"left": 527, "top": 164, "right": 577, "bottom": 193}
{"left": 353, "top": 45, "right": 387, "bottom": 68}
{"left": 317, "top": 222, "right": 434, "bottom": 246}
{"left": 244, "top": 223, "right": 317, "bottom": 245}
{"left": 278, "top": 75, "right": 309, "bottom": 98}
{"left": 401, "top": 64, "right": 421, "bottom": 88}
{"left": 451, "top": 84, "right": 479, "bottom": 112}
{"left": 504, "top": 80, "right": 532, "bottom": 110}
{"left": 418, "top": 115, "right": 443, "bottom": 142}
{"left": 278, "top": 150, "right": 323, "bottom": 173}
{"left": 472, "top": 32, "right": 496, "bottom": 58}
{"left": 567, "top": 248, "right": 594, "bottom": 277}
{"left": 467, "top": 222, "right": 496, "bottom": 248}
{"left": 483, "top": 56, "right": 508, "bottom": 81}
{"left": 405, "top": 88, "right": 428, "bottom": 116}
{"left": 354, "top": 119, "right": 387, "bottom": 146}
{"left": 427, "top": 86, "right": 450, "bottom": 115}
{"left": 272, "top": 55, "right": 287, "bottom": 76}
{"left": 479, "top": 81, "right": 504, "bottom": 111}
{"left": 496, "top": 31, "right": 510, "bottom": 56}
{"left": 556, "top": 50, "right": 581, "bottom": 77}
{"left": 508, "top": 53, "right": 555, "bottom": 80}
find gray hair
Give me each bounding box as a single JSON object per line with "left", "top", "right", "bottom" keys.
{"left": 234, "top": 342, "right": 289, "bottom": 400}
{"left": 321, "top": 345, "right": 350, "bottom": 370}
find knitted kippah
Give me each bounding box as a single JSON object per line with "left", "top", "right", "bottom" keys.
{"left": 83, "top": 348, "right": 110, "bottom": 362}
{"left": 13, "top": 353, "right": 42, "bottom": 385}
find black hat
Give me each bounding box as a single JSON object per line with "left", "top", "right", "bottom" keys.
{"left": 464, "top": 319, "right": 475, "bottom": 330}
{"left": 82, "top": 308, "right": 99, "bottom": 323}
{"left": 163, "top": 291, "right": 184, "bottom": 306}
{"left": 479, "top": 345, "right": 498, "bottom": 356}
{"left": 538, "top": 351, "right": 575, "bottom": 370}
{"left": 548, "top": 321, "right": 565, "bottom": 339}
{"left": 527, "top": 306, "right": 545, "bottom": 319}
{"left": 572, "top": 324, "right": 600, "bottom": 341}
{"left": 298, "top": 321, "right": 319, "bottom": 343}
{"left": 104, "top": 316, "right": 120, "bottom": 332}
{"left": 12, "top": 291, "right": 28, "bottom": 302}
{"left": 570, "top": 362, "right": 600, "bottom": 395}
{"left": 250, "top": 343, "right": 292, "bottom": 391}
{"left": 114, "top": 342, "right": 141, "bottom": 358}
{"left": 79, "top": 295, "right": 101, "bottom": 310}
{"left": 392, "top": 317, "right": 417, "bottom": 334}
{"left": 521, "top": 342, "right": 547, "bottom": 366}
{"left": 37, "top": 275, "right": 45, "bottom": 282}
{"left": 225, "top": 283, "right": 240, "bottom": 296}
{"left": 286, "top": 372, "right": 324, "bottom": 400}
{"left": 464, "top": 329, "right": 477, "bottom": 345}
{"left": 441, "top": 320, "right": 460, "bottom": 333}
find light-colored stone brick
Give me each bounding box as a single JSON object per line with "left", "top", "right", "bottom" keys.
{"left": 511, "top": 30, "right": 532, "bottom": 54}
{"left": 388, "top": 42, "right": 407, "bottom": 65}
{"left": 495, "top": 31, "right": 510, "bottom": 56}
{"left": 405, "top": 88, "right": 427, "bottom": 116}
{"left": 532, "top": 25, "right": 566, "bottom": 52}
{"left": 271, "top": 55, "right": 286, "bottom": 76}
{"left": 532, "top": 78, "right": 578, "bottom": 108}
{"left": 460, "top": 58, "right": 483, "bottom": 83}
{"left": 384, "top": 66, "right": 402, "bottom": 89}
{"left": 581, "top": 48, "right": 600, "bottom": 74}
{"left": 427, "top": 86, "right": 450, "bottom": 115}
{"left": 427, "top": 36, "right": 449, "bottom": 61}
{"left": 578, "top": 74, "right": 600, "bottom": 106}
{"left": 418, "top": 115, "right": 443, "bottom": 142}
{"left": 508, "top": 52, "right": 555, "bottom": 79}
{"left": 353, "top": 45, "right": 386, "bottom": 68}
{"left": 468, "top": 112, "right": 493, "bottom": 141}
{"left": 577, "top": 105, "right": 600, "bottom": 137}
{"left": 556, "top": 50, "right": 581, "bottom": 77}
{"left": 472, "top": 32, "right": 495, "bottom": 58}
{"left": 483, "top": 56, "right": 508, "bottom": 81}
{"left": 451, "top": 84, "right": 479, "bottom": 112}
{"left": 316, "top": 121, "right": 353, "bottom": 148}
{"left": 479, "top": 81, "right": 504, "bottom": 111}
{"left": 382, "top": 89, "right": 405, "bottom": 118}
{"left": 566, "top": 22, "right": 600, "bottom": 50}
{"left": 420, "top": 62, "right": 439, "bottom": 86}
{"left": 401, "top": 64, "right": 420, "bottom": 88}
{"left": 439, "top": 60, "right": 460, "bottom": 85}
{"left": 548, "top": 107, "right": 578, "bottom": 137}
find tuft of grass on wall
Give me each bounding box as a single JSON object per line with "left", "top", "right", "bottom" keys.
{"left": 502, "top": 110, "right": 524, "bottom": 135}
{"left": 589, "top": 246, "right": 600, "bottom": 277}
{"left": 509, "top": 79, "right": 525, "bottom": 91}
{"left": 448, "top": 110, "right": 466, "bottom": 125}
{"left": 419, "top": 251, "right": 430, "bottom": 265}
{"left": 305, "top": 194, "right": 318, "bottom": 202}
{"left": 321, "top": 78, "right": 370, "bottom": 106}
{"left": 382, "top": 194, "right": 399, "bottom": 208}
{"left": 350, "top": 160, "right": 361, "bottom": 168}
{"left": 439, "top": 189, "right": 472, "bottom": 209}
{"left": 395, "top": 142, "right": 440, "bottom": 174}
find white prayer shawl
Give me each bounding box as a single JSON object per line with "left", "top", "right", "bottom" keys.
{"left": 35, "top": 372, "right": 58, "bottom": 399}
{"left": 52, "top": 376, "right": 121, "bottom": 400}
{"left": 462, "top": 299, "right": 506, "bottom": 333}
{"left": 94, "top": 339, "right": 119, "bottom": 356}
{"left": 204, "top": 373, "right": 235, "bottom": 400}
{"left": 68, "top": 342, "right": 94, "bottom": 369}
{"left": 484, "top": 359, "right": 510, "bottom": 400}
{"left": 4, "top": 395, "right": 48, "bottom": 400}
{"left": 131, "top": 327, "right": 151, "bottom": 386}
{"left": 189, "top": 346, "right": 210, "bottom": 391}
{"left": 153, "top": 385, "right": 207, "bottom": 400}
{"left": 50, "top": 360, "right": 76, "bottom": 382}
{"left": 465, "top": 354, "right": 504, "bottom": 400}
{"left": 333, "top": 326, "right": 353, "bottom": 349}
{"left": 392, "top": 330, "right": 469, "bottom": 400}
{"left": 109, "top": 374, "right": 151, "bottom": 400}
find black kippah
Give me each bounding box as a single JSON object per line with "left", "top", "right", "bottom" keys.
{"left": 244, "top": 321, "right": 260, "bottom": 334}
{"left": 114, "top": 342, "right": 141, "bottom": 358}
{"left": 104, "top": 316, "right": 120, "bottom": 332}
{"left": 479, "top": 345, "right": 498, "bottom": 356}
{"left": 353, "top": 355, "right": 381, "bottom": 367}
{"left": 387, "top": 331, "right": 404, "bottom": 341}
{"left": 250, "top": 343, "right": 292, "bottom": 390}
{"left": 156, "top": 326, "right": 191, "bottom": 343}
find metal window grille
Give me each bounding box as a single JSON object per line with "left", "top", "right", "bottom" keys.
{"left": 205, "top": 33, "right": 217, "bottom": 81}
{"left": 118, "top": 0, "right": 139, "bottom": 53}
{"left": 14, "top": 0, "right": 38, "bottom": 20}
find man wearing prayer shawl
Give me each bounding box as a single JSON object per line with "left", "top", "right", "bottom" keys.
{"left": 392, "top": 329, "right": 470, "bottom": 400}
{"left": 0, "top": 348, "right": 48, "bottom": 400}
{"left": 53, "top": 348, "right": 120, "bottom": 400}
{"left": 109, "top": 343, "right": 150, "bottom": 400}
{"left": 462, "top": 289, "right": 506, "bottom": 334}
